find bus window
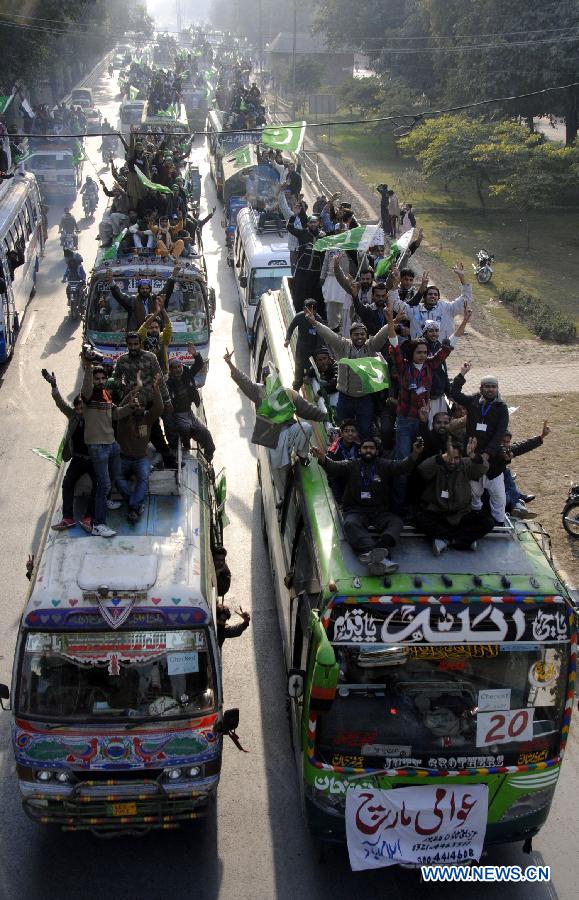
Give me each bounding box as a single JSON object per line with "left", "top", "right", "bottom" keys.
{"left": 292, "top": 530, "right": 320, "bottom": 596}
{"left": 249, "top": 267, "right": 291, "bottom": 306}
{"left": 255, "top": 337, "right": 267, "bottom": 381}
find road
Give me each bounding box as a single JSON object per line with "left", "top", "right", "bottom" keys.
{"left": 0, "top": 66, "right": 577, "bottom": 900}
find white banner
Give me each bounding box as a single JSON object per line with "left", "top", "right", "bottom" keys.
{"left": 345, "top": 784, "right": 488, "bottom": 870}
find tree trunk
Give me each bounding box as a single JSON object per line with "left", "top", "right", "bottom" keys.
{"left": 475, "top": 175, "right": 486, "bottom": 212}
{"left": 526, "top": 115, "right": 535, "bottom": 132}
{"left": 565, "top": 86, "right": 578, "bottom": 145}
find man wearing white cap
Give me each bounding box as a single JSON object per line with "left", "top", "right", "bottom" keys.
{"left": 450, "top": 363, "right": 510, "bottom": 524}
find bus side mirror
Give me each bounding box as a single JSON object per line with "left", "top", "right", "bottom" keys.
{"left": 217, "top": 708, "right": 239, "bottom": 734}
{"left": 238, "top": 275, "right": 247, "bottom": 288}
{"left": 287, "top": 669, "right": 305, "bottom": 699}
{"left": 0, "top": 683, "right": 10, "bottom": 711}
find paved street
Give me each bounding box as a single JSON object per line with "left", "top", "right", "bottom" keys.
{"left": 0, "top": 67, "right": 576, "bottom": 900}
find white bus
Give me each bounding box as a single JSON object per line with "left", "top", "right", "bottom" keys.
{"left": 117, "top": 99, "right": 146, "bottom": 138}
{"left": 232, "top": 206, "right": 291, "bottom": 340}
{"left": 0, "top": 173, "right": 45, "bottom": 362}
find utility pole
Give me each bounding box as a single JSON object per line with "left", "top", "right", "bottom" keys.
{"left": 176, "top": 0, "right": 182, "bottom": 33}
{"left": 291, "top": 0, "right": 297, "bottom": 118}
{"left": 258, "top": 0, "right": 263, "bottom": 76}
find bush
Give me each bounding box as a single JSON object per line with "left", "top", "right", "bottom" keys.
{"left": 498, "top": 289, "right": 577, "bottom": 343}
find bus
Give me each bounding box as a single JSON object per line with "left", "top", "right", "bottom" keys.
{"left": 23, "top": 139, "right": 83, "bottom": 200}
{"left": 0, "top": 447, "right": 239, "bottom": 833}
{"left": 206, "top": 109, "right": 260, "bottom": 200}
{"left": 0, "top": 173, "right": 45, "bottom": 362}
{"left": 251, "top": 290, "right": 576, "bottom": 860}
{"left": 117, "top": 99, "right": 146, "bottom": 138}
{"left": 233, "top": 207, "right": 291, "bottom": 340}
{"left": 84, "top": 249, "right": 213, "bottom": 384}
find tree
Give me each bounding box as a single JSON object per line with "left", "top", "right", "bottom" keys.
{"left": 282, "top": 58, "right": 323, "bottom": 113}
{"left": 338, "top": 77, "right": 385, "bottom": 116}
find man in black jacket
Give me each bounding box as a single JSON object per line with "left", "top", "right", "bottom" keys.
{"left": 449, "top": 364, "right": 509, "bottom": 524}
{"left": 312, "top": 436, "right": 423, "bottom": 574}
{"left": 165, "top": 346, "right": 215, "bottom": 460}
{"left": 287, "top": 214, "right": 325, "bottom": 313}
{"left": 284, "top": 299, "right": 323, "bottom": 389}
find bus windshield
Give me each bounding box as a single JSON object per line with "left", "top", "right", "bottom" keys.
{"left": 250, "top": 267, "right": 291, "bottom": 305}
{"left": 28, "top": 154, "right": 73, "bottom": 170}
{"left": 86, "top": 275, "right": 209, "bottom": 345}
{"left": 121, "top": 106, "right": 144, "bottom": 125}
{"left": 18, "top": 630, "right": 216, "bottom": 722}
{"left": 316, "top": 644, "right": 567, "bottom": 769}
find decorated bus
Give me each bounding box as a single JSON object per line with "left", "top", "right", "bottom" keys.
{"left": 0, "top": 449, "right": 238, "bottom": 833}
{"left": 251, "top": 290, "right": 576, "bottom": 868}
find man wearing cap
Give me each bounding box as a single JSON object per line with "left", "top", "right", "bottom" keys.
{"left": 304, "top": 305, "right": 390, "bottom": 440}
{"left": 450, "top": 362, "right": 510, "bottom": 523}
{"left": 287, "top": 213, "right": 325, "bottom": 313}
{"left": 284, "top": 300, "right": 324, "bottom": 390}
{"left": 105, "top": 266, "right": 179, "bottom": 332}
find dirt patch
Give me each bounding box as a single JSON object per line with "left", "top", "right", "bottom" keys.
{"left": 501, "top": 393, "right": 579, "bottom": 588}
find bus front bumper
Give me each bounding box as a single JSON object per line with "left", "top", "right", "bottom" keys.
{"left": 20, "top": 774, "right": 218, "bottom": 832}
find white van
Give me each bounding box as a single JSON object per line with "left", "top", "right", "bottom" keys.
{"left": 233, "top": 207, "right": 291, "bottom": 340}
{"left": 117, "top": 99, "right": 146, "bottom": 137}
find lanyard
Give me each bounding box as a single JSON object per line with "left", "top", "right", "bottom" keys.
{"left": 360, "top": 463, "right": 376, "bottom": 492}
{"left": 480, "top": 400, "right": 494, "bottom": 419}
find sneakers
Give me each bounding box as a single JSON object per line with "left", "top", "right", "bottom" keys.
{"left": 106, "top": 499, "right": 122, "bottom": 510}
{"left": 519, "top": 493, "right": 535, "bottom": 504}
{"left": 432, "top": 538, "right": 449, "bottom": 556}
{"left": 510, "top": 503, "right": 537, "bottom": 520}
{"left": 91, "top": 524, "right": 116, "bottom": 538}
{"left": 79, "top": 516, "right": 93, "bottom": 533}
{"left": 52, "top": 518, "right": 75, "bottom": 531}
{"left": 367, "top": 547, "right": 398, "bottom": 575}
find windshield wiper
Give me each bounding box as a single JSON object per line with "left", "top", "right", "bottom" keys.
{"left": 124, "top": 701, "right": 186, "bottom": 729}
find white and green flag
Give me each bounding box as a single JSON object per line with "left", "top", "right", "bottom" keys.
{"left": 257, "top": 366, "right": 296, "bottom": 424}
{"left": 314, "top": 224, "right": 381, "bottom": 254}
{"left": 375, "top": 228, "right": 415, "bottom": 278}
{"left": 262, "top": 121, "right": 306, "bottom": 154}
{"left": 338, "top": 357, "right": 390, "bottom": 394}
{"left": 134, "top": 165, "right": 173, "bottom": 195}
{"left": 32, "top": 439, "right": 65, "bottom": 468}
{"left": 129, "top": 85, "right": 140, "bottom": 100}
{"left": 102, "top": 228, "right": 128, "bottom": 261}
{"left": 225, "top": 145, "right": 254, "bottom": 169}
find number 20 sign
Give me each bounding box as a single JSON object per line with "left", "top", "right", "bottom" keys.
{"left": 476, "top": 708, "right": 534, "bottom": 747}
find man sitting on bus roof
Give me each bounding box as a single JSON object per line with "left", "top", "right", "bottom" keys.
{"left": 326, "top": 419, "right": 360, "bottom": 504}
{"left": 105, "top": 266, "right": 178, "bottom": 331}
{"left": 415, "top": 436, "right": 495, "bottom": 555}
{"left": 116, "top": 372, "right": 164, "bottom": 523}
{"left": 312, "top": 436, "right": 424, "bottom": 575}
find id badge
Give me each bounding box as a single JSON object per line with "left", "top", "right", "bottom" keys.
{"left": 360, "top": 491, "right": 371, "bottom": 500}
{"left": 415, "top": 386, "right": 427, "bottom": 395}
{"left": 408, "top": 382, "right": 417, "bottom": 391}
{"left": 441, "top": 490, "right": 449, "bottom": 499}
{"left": 476, "top": 422, "right": 488, "bottom": 432}
{"left": 308, "top": 327, "right": 317, "bottom": 335}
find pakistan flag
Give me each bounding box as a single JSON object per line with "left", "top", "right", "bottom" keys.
{"left": 261, "top": 121, "right": 306, "bottom": 154}
{"left": 375, "top": 228, "right": 415, "bottom": 278}
{"left": 338, "top": 357, "right": 390, "bottom": 394}
{"left": 314, "top": 225, "right": 380, "bottom": 253}
{"left": 257, "top": 367, "right": 296, "bottom": 424}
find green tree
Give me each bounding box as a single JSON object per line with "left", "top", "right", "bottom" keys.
{"left": 338, "top": 77, "right": 385, "bottom": 116}
{"left": 283, "top": 58, "right": 323, "bottom": 113}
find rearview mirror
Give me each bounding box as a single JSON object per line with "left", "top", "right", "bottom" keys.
{"left": 218, "top": 707, "right": 240, "bottom": 734}
{"left": 287, "top": 668, "right": 305, "bottom": 699}
{"left": 0, "top": 683, "right": 10, "bottom": 711}
{"left": 238, "top": 275, "right": 247, "bottom": 288}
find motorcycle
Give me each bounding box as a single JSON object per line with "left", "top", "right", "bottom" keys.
{"left": 82, "top": 190, "right": 98, "bottom": 218}
{"left": 562, "top": 484, "right": 579, "bottom": 538}
{"left": 67, "top": 281, "right": 87, "bottom": 321}
{"left": 472, "top": 249, "right": 494, "bottom": 284}
{"left": 60, "top": 231, "right": 77, "bottom": 252}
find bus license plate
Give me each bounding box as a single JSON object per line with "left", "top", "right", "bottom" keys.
{"left": 109, "top": 802, "right": 137, "bottom": 817}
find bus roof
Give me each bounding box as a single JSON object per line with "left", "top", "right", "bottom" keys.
{"left": 236, "top": 207, "right": 290, "bottom": 265}
{"left": 22, "top": 458, "right": 214, "bottom": 632}
{"left": 0, "top": 174, "right": 40, "bottom": 240}
{"left": 256, "top": 291, "right": 569, "bottom": 602}
{"left": 92, "top": 243, "right": 205, "bottom": 278}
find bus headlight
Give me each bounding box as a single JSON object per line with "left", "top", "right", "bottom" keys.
{"left": 35, "top": 770, "right": 53, "bottom": 782}
{"left": 500, "top": 787, "right": 555, "bottom": 822}
{"left": 56, "top": 771, "right": 73, "bottom": 784}
{"left": 188, "top": 766, "right": 202, "bottom": 778}
{"left": 163, "top": 767, "right": 183, "bottom": 781}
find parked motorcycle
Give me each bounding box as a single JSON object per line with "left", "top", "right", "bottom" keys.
{"left": 562, "top": 484, "right": 579, "bottom": 538}
{"left": 472, "top": 249, "right": 494, "bottom": 284}
{"left": 67, "top": 281, "right": 87, "bottom": 321}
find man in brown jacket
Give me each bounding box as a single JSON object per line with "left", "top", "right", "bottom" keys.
{"left": 116, "top": 372, "right": 164, "bottom": 522}
{"left": 224, "top": 349, "right": 327, "bottom": 473}
{"left": 416, "top": 436, "right": 494, "bottom": 555}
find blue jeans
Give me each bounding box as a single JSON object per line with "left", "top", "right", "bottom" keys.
{"left": 504, "top": 469, "right": 520, "bottom": 508}
{"left": 336, "top": 393, "right": 374, "bottom": 440}
{"left": 88, "top": 442, "right": 120, "bottom": 525}
{"left": 117, "top": 456, "right": 151, "bottom": 510}
{"left": 391, "top": 415, "right": 419, "bottom": 511}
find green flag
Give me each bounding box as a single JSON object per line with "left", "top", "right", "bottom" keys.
{"left": 256, "top": 367, "right": 296, "bottom": 424}
{"left": 0, "top": 95, "right": 12, "bottom": 115}
{"left": 375, "top": 228, "right": 415, "bottom": 278}
{"left": 72, "top": 140, "right": 87, "bottom": 167}
{"left": 102, "top": 228, "right": 127, "bottom": 261}
{"left": 129, "top": 85, "right": 140, "bottom": 100}
{"left": 314, "top": 224, "right": 380, "bottom": 254}
{"left": 134, "top": 165, "right": 173, "bottom": 195}
{"left": 32, "top": 439, "right": 65, "bottom": 468}
{"left": 338, "top": 357, "right": 390, "bottom": 394}
{"left": 262, "top": 121, "right": 306, "bottom": 154}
